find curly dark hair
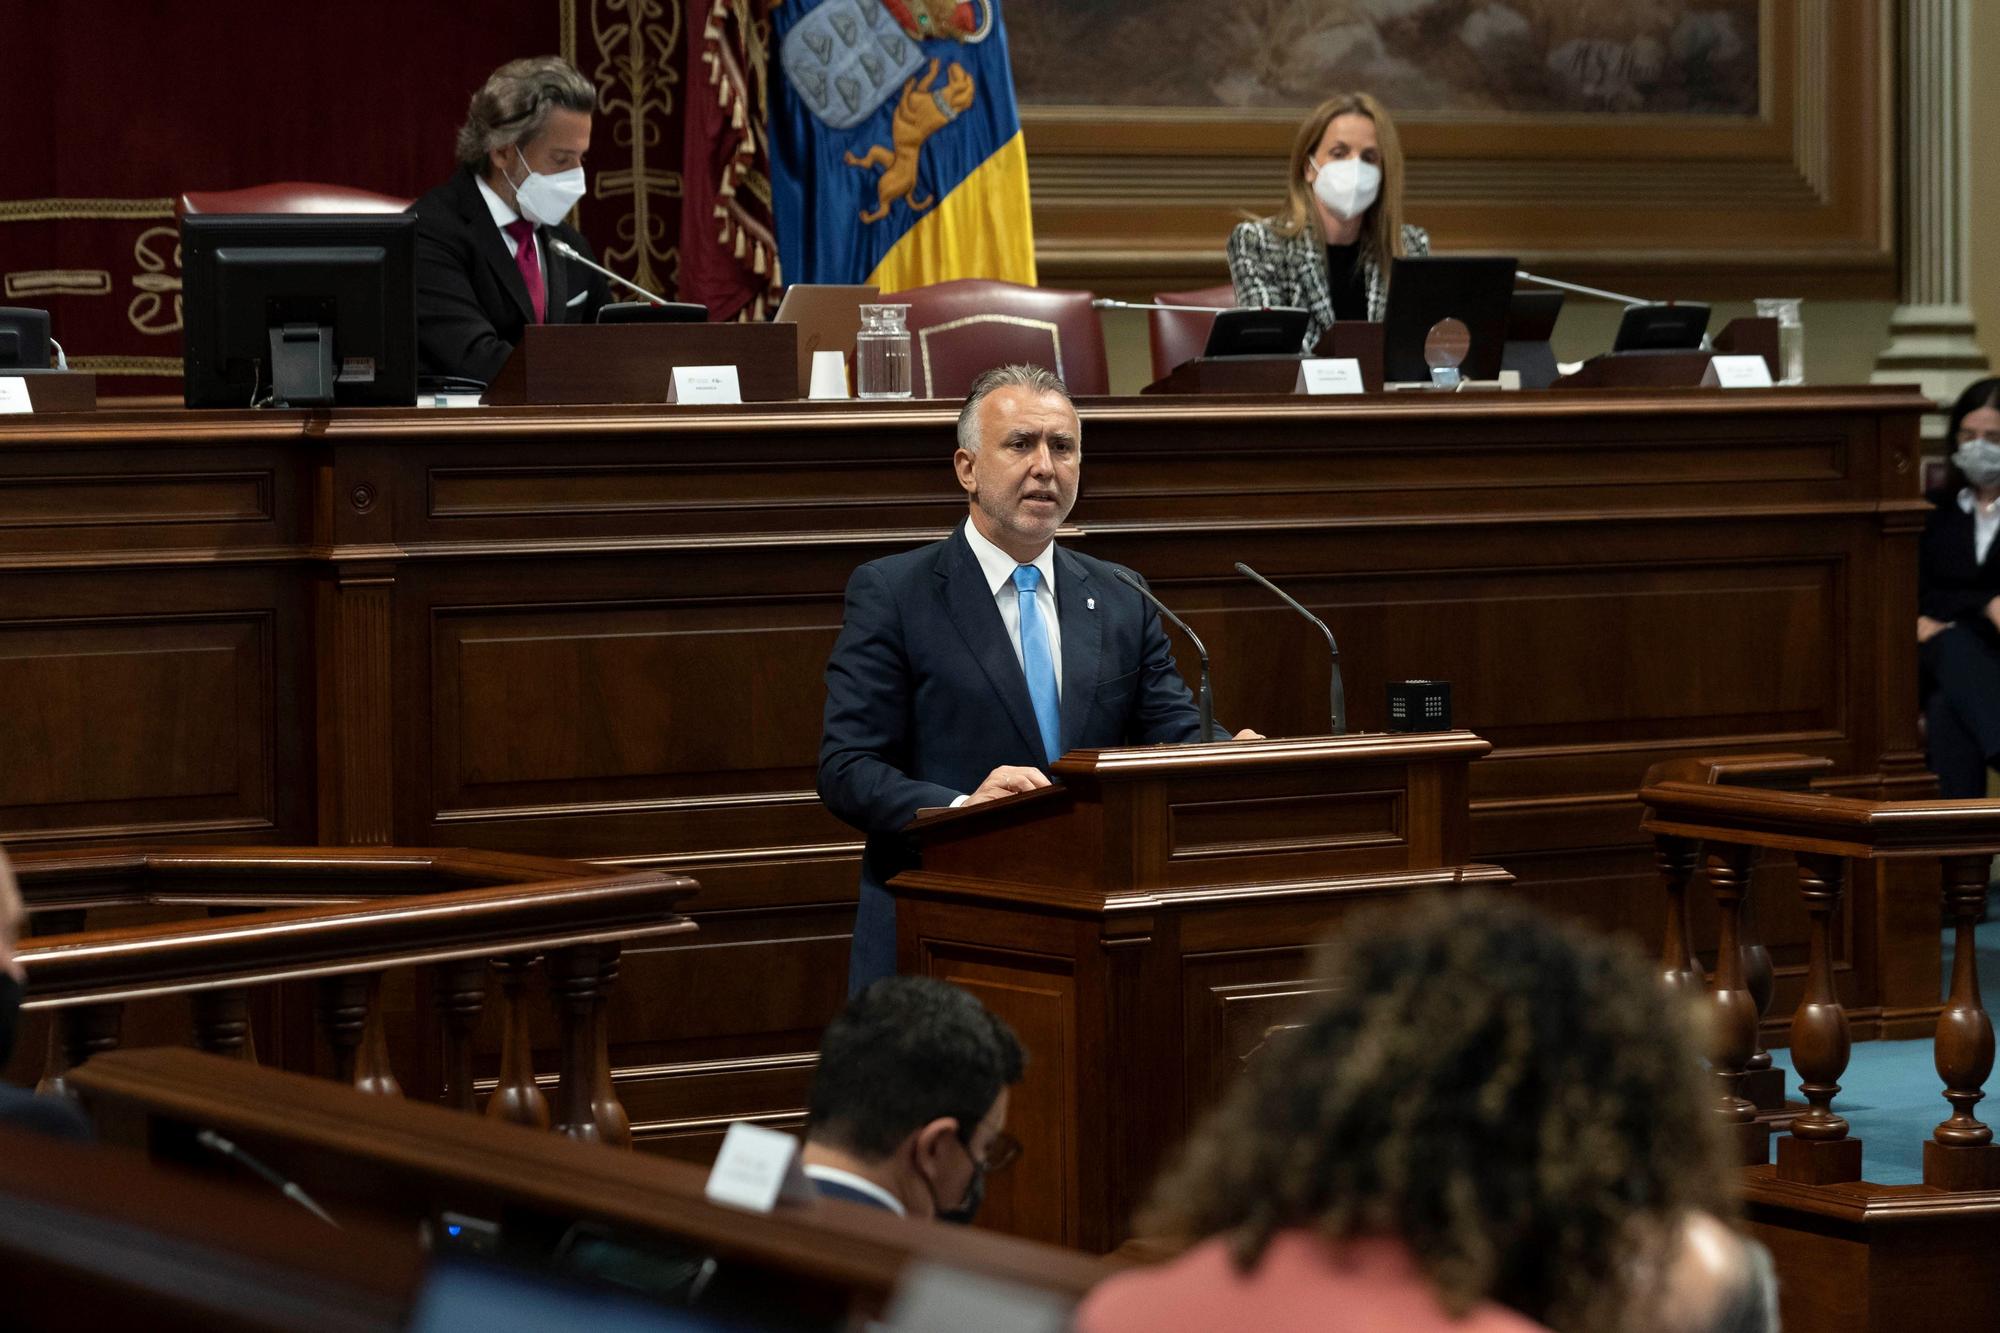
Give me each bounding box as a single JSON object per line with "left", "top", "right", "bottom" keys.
{"left": 1136, "top": 894, "right": 1731, "bottom": 1333}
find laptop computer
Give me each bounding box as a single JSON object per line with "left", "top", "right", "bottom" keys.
{"left": 1382, "top": 256, "right": 1518, "bottom": 383}
{"left": 773, "top": 283, "right": 878, "bottom": 394}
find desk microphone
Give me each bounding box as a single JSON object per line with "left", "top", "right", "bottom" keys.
{"left": 1091, "top": 297, "right": 1234, "bottom": 313}
{"left": 1235, "top": 562, "right": 1345, "bottom": 735}
{"left": 1513, "top": 269, "right": 1651, "bottom": 308}
{"left": 546, "top": 237, "right": 670, "bottom": 306}
{"left": 1113, "top": 568, "right": 1215, "bottom": 743}
{"left": 196, "top": 1128, "right": 340, "bottom": 1229}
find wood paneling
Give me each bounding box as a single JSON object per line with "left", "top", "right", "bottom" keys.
{"left": 0, "top": 387, "right": 1932, "bottom": 1157}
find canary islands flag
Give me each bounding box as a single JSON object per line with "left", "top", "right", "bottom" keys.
{"left": 770, "top": 0, "right": 1036, "bottom": 290}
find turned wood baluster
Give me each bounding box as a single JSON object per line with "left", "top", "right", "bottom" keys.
{"left": 1789, "top": 853, "right": 1853, "bottom": 1143}
{"left": 434, "top": 958, "right": 490, "bottom": 1112}
{"left": 1703, "top": 842, "right": 1764, "bottom": 1157}
{"left": 192, "top": 987, "right": 256, "bottom": 1062}
{"left": 314, "top": 973, "right": 401, "bottom": 1096}
{"left": 1741, "top": 882, "right": 1776, "bottom": 1080}
{"left": 486, "top": 955, "right": 549, "bottom": 1130}
{"left": 1934, "top": 854, "right": 1996, "bottom": 1148}
{"left": 548, "top": 942, "right": 631, "bottom": 1148}
{"left": 1655, "top": 833, "right": 1703, "bottom": 996}
{"left": 35, "top": 1003, "right": 125, "bottom": 1098}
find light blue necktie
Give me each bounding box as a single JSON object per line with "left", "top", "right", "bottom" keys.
{"left": 1013, "top": 564, "right": 1061, "bottom": 764}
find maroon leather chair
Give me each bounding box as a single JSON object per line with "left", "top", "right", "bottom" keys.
{"left": 178, "top": 182, "right": 413, "bottom": 217}
{"left": 889, "top": 279, "right": 1108, "bottom": 399}
{"left": 1146, "top": 284, "right": 1236, "bottom": 384}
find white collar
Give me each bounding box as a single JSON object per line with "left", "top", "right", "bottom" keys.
{"left": 802, "top": 1164, "right": 907, "bottom": 1216}
{"left": 474, "top": 171, "right": 526, "bottom": 234}
{"left": 962, "top": 518, "right": 1056, "bottom": 598}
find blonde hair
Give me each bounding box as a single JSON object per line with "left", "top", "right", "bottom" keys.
{"left": 1268, "top": 92, "right": 1409, "bottom": 284}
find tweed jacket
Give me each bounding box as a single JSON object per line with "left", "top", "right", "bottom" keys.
{"left": 1227, "top": 217, "right": 1431, "bottom": 351}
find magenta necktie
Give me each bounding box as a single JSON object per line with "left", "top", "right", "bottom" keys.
{"left": 505, "top": 218, "right": 546, "bottom": 323}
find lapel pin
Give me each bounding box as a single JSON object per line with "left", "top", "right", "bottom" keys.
{"left": 1086, "top": 597, "right": 1096, "bottom": 611}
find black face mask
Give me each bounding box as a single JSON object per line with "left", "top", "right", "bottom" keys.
{"left": 0, "top": 972, "right": 21, "bottom": 1069}
{"left": 929, "top": 1135, "right": 987, "bottom": 1226}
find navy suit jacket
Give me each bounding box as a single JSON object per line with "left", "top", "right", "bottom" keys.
{"left": 408, "top": 165, "right": 610, "bottom": 385}
{"left": 819, "top": 522, "right": 1204, "bottom": 990}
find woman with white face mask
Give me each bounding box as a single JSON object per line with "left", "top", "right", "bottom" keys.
{"left": 1918, "top": 377, "right": 2000, "bottom": 797}
{"left": 408, "top": 55, "right": 615, "bottom": 386}
{"left": 1225, "top": 93, "right": 1429, "bottom": 353}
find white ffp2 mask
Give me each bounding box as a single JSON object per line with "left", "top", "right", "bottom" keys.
{"left": 508, "top": 148, "right": 587, "bottom": 228}
{"left": 1309, "top": 157, "right": 1382, "bottom": 222}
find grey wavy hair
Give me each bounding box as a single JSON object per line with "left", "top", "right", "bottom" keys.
{"left": 956, "top": 363, "right": 1075, "bottom": 455}
{"left": 455, "top": 56, "right": 599, "bottom": 171}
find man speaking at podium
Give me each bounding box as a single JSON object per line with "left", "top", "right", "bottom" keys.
{"left": 819, "top": 365, "right": 1255, "bottom": 992}
{"left": 410, "top": 56, "right": 611, "bottom": 385}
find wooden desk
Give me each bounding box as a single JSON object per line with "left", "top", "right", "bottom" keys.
{"left": 0, "top": 388, "right": 1935, "bottom": 1165}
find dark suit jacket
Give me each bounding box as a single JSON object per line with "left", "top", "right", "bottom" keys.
{"left": 809, "top": 1175, "right": 898, "bottom": 1212}
{"left": 0, "top": 1082, "right": 91, "bottom": 1141}
{"left": 1920, "top": 486, "right": 2000, "bottom": 631}
{"left": 818, "top": 522, "right": 1204, "bottom": 990}
{"left": 408, "top": 165, "right": 610, "bottom": 384}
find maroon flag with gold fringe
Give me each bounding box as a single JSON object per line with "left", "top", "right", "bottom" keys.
{"left": 680, "top": 0, "right": 784, "bottom": 321}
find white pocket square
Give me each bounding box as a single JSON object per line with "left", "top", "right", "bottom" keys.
{"left": 566, "top": 289, "right": 590, "bottom": 308}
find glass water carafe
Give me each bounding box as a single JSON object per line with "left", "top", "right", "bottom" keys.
{"left": 855, "top": 303, "right": 914, "bottom": 399}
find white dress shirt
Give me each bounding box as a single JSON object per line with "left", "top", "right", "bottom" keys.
{"left": 1958, "top": 487, "right": 2000, "bottom": 565}
{"left": 802, "top": 1163, "right": 906, "bottom": 1216}
{"left": 961, "top": 521, "right": 1063, "bottom": 694}
{"left": 474, "top": 172, "right": 544, "bottom": 276}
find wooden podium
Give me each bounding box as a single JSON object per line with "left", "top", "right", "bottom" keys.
{"left": 888, "top": 731, "right": 1504, "bottom": 1252}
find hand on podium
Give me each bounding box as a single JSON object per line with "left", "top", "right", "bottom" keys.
{"left": 1233, "top": 728, "right": 1265, "bottom": 740}
{"left": 965, "top": 765, "right": 1052, "bottom": 806}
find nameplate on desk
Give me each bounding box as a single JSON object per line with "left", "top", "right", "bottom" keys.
{"left": 1294, "top": 358, "right": 1365, "bottom": 396}
{"left": 704, "top": 1120, "right": 813, "bottom": 1213}
{"left": 668, "top": 365, "right": 742, "bottom": 405}
{"left": 1702, "top": 355, "right": 1774, "bottom": 389}
{"left": 0, "top": 377, "right": 31, "bottom": 414}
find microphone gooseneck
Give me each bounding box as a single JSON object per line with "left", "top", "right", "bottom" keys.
{"left": 1113, "top": 568, "right": 1215, "bottom": 743}
{"left": 546, "top": 237, "right": 670, "bottom": 306}
{"left": 1091, "top": 297, "right": 1235, "bottom": 314}
{"left": 1513, "top": 268, "right": 1649, "bottom": 308}
{"left": 1235, "top": 562, "right": 1346, "bottom": 735}
{"left": 196, "top": 1128, "right": 341, "bottom": 1229}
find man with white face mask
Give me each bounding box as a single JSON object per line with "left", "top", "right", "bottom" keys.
{"left": 1226, "top": 92, "right": 1429, "bottom": 352}
{"left": 410, "top": 56, "right": 611, "bottom": 385}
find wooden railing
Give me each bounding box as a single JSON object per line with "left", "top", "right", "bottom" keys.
{"left": 68, "top": 1048, "right": 1112, "bottom": 1324}
{"left": 13, "top": 847, "right": 696, "bottom": 1147}
{"left": 1640, "top": 758, "right": 2000, "bottom": 1191}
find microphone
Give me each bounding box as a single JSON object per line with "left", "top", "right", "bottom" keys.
{"left": 1113, "top": 568, "right": 1215, "bottom": 743}
{"left": 1513, "top": 268, "right": 1651, "bottom": 307}
{"left": 546, "top": 237, "right": 670, "bottom": 305}
{"left": 1235, "top": 563, "right": 1345, "bottom": 735}
{"left": 1091, "top": 297, "right": 1234, "bottom": 313}
{"left": 196, "top": 1128, "right": 340, "bottom": 1229}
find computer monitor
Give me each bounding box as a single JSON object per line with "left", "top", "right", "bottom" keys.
{"left": 0, "top": 307, "right": 52, "bottom": 370}
{"left": 1382, "top": 256, "right": 1518, "bottom": 383}
{"left": 1612, "top": 302, "right": 1710, "bottom": 352}
{"left": 1201, "top": 306, "right": 1310, "bottom": 358}
{"left": 180, "top": 212, "right": 417, "bottom": 408}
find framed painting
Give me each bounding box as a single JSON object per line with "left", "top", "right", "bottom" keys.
{"left": 1009, "top": 0, "right": 1893, "bottom": 300}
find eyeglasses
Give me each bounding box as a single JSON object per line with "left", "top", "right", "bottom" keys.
{"left": 975, "top": 1130, "right": 1023, "bottom": 1174}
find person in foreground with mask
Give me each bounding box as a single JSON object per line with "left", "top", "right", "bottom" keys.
{"left": 1225, "top": 92, "right": 1428, "bottom": 352}
{"left": 0, "top": 847, "right": 91, "bottom": 1141}
{"left": 1077, "top": 896, "right": 1776, "bottom": 1333}
{"left": 798, "top": 976, "right": 1023, "bottom": 1224}
{"left": 1919, "top": 376, "right": 2000, "bottom": 797}
{"left": 409, "top": 55, "right": 611, "bottom": 385}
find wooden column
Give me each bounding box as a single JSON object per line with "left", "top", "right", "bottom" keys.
{"left": 548, "top": 943, "right": 630, "bottom": 1148}
{"left": 1925, "top": 853, "right": 2000, "bottom": 1189}
{"left": 485, "top": 955, "right": 550, "bottom": 1130}
{"left": 192, "top": 988, "right": 256, "bottom": 1062}
{"left": 314, "top": 973, "right": 401, "bottom": 1096}
{"left": 433, "top": 958, "right": 489, "bottom": 1112}
{"left": 1777, "top": 852, "right": 1862, "bottom": 1183}
{"left": 1655, "top": 833, "right": 1703, "bottom": 996}
{"left": 36, "top": 1003, "right": 124, "bottom": 1098}
{"left": 1704, "top": 841, "right": 1769, "bottom": 1164}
